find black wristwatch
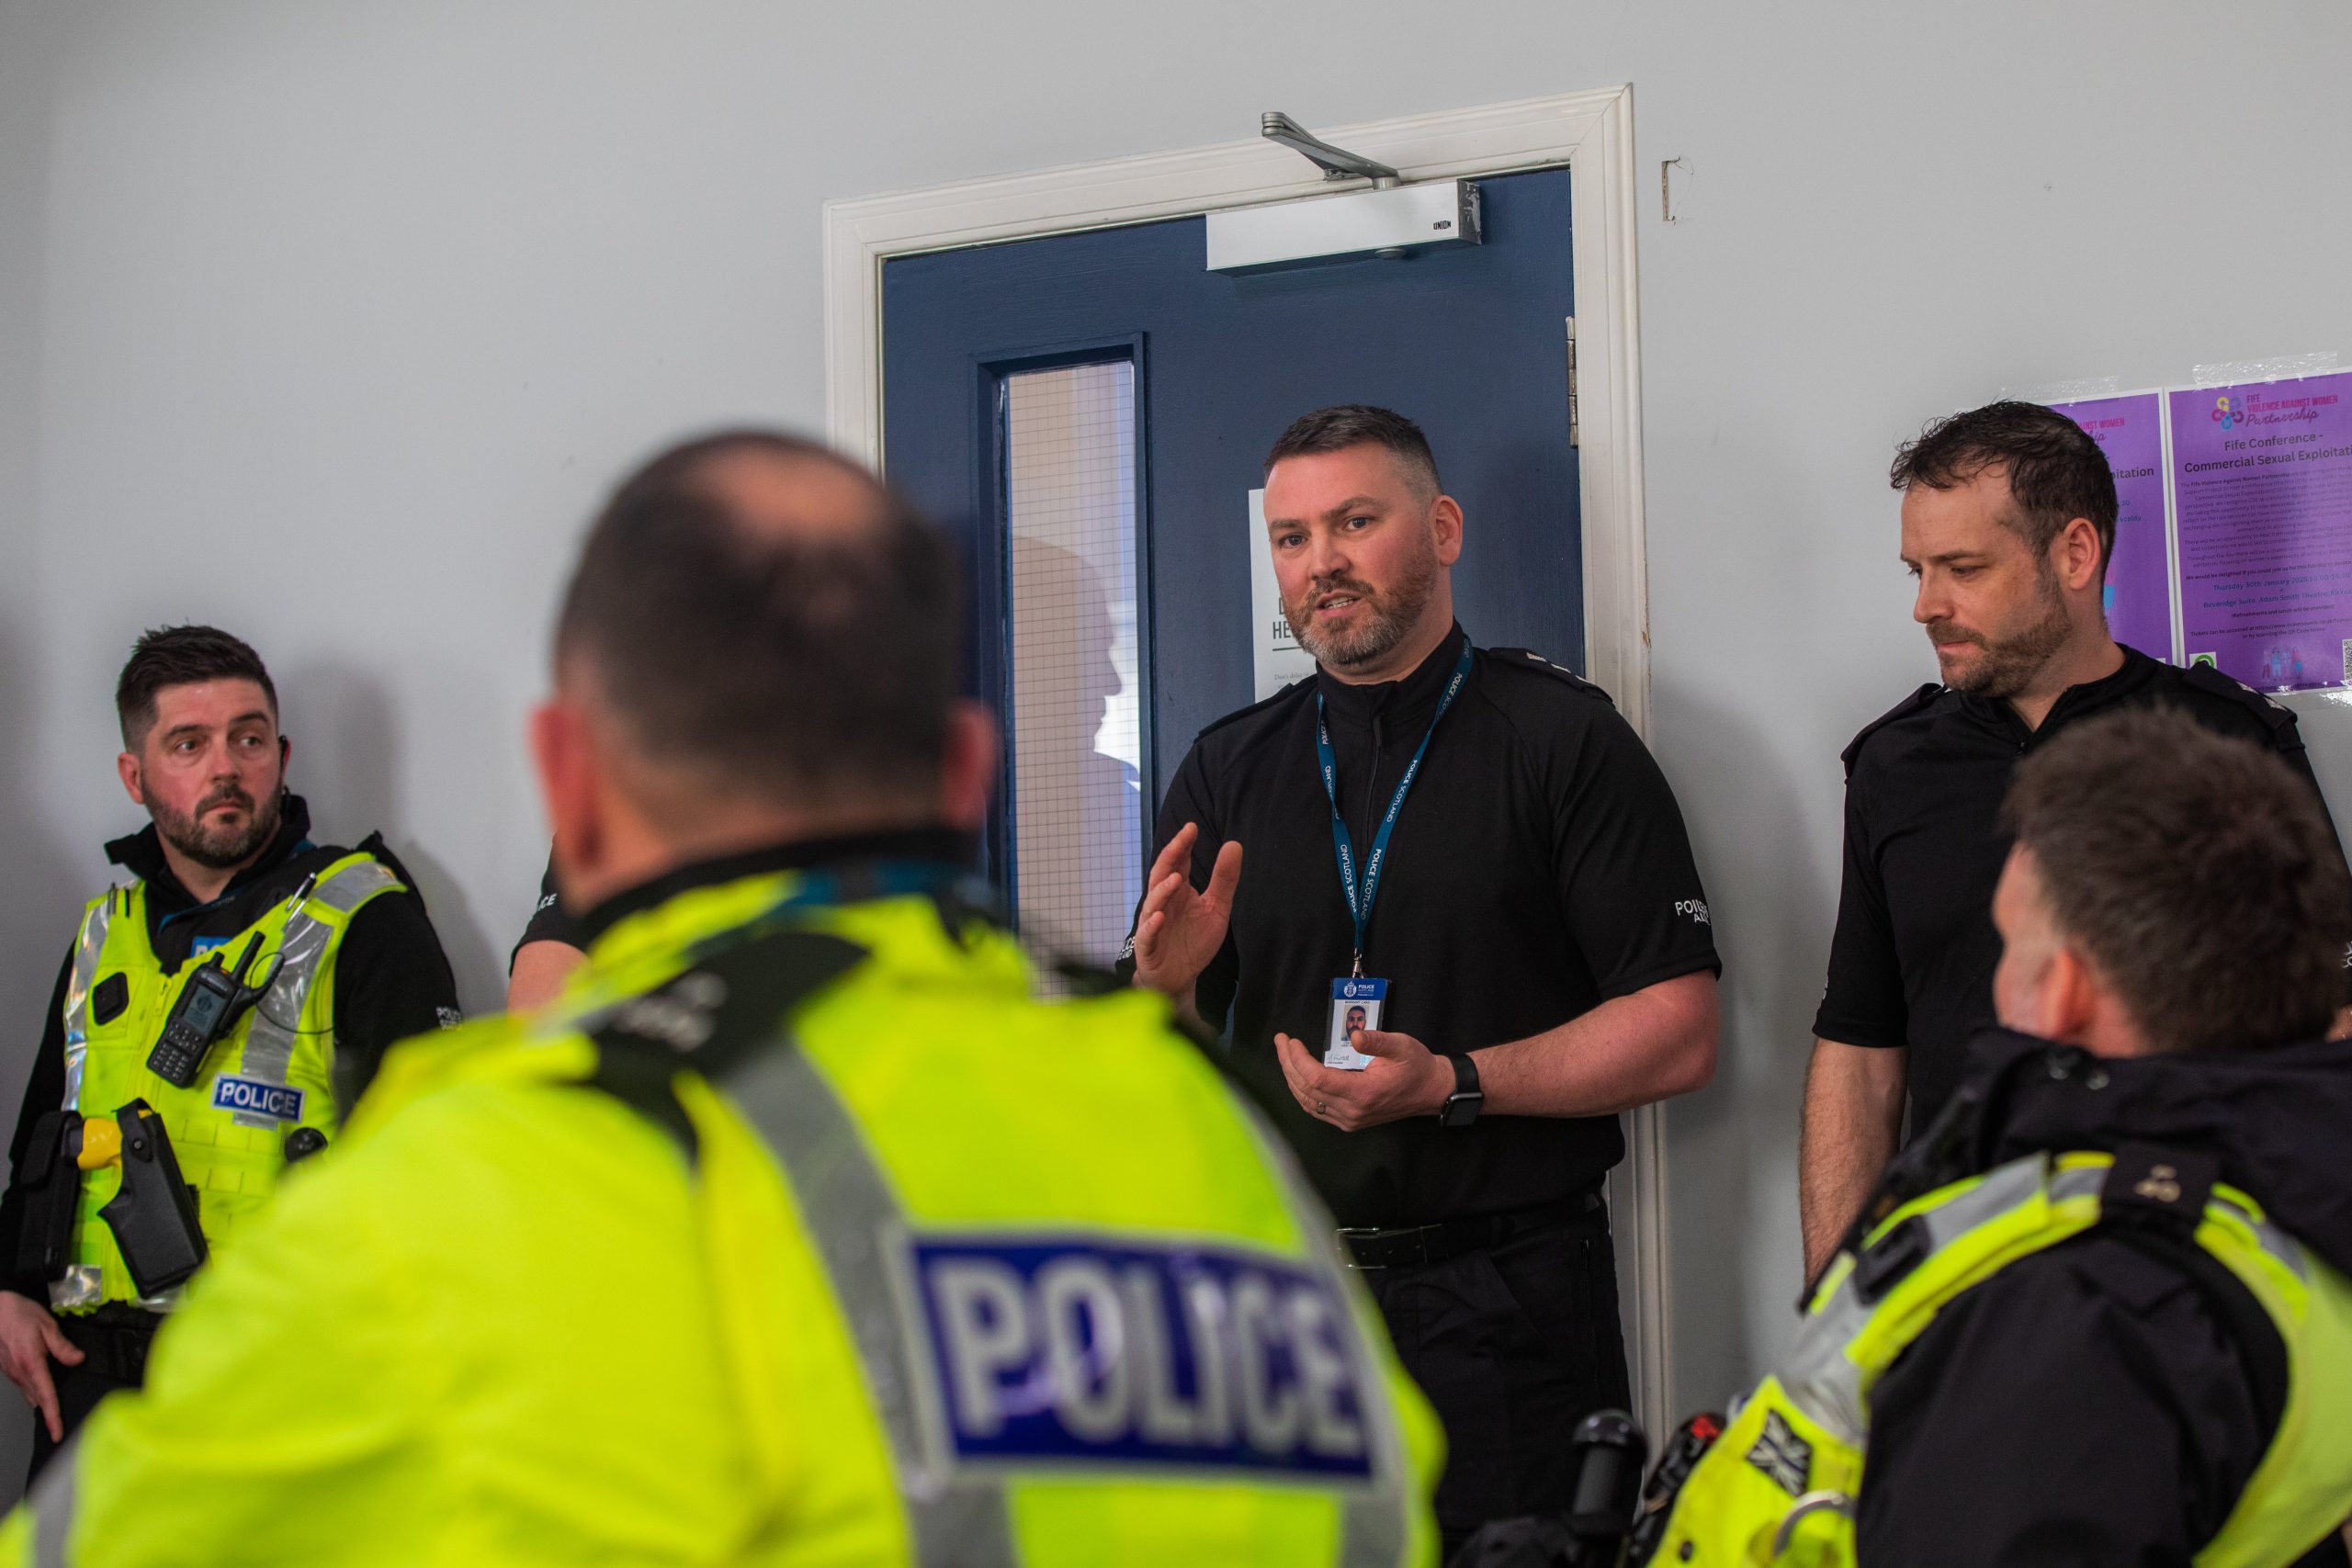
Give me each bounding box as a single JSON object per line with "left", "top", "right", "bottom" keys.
{"left": 1438, "top": 1053, "right": 1484, "bottom": 1127}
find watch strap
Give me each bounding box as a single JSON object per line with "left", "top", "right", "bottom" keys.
{"left": 1440, "top": 1052, "right": 1483, "bottom": 1126}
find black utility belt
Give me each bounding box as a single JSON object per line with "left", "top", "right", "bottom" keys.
{"left": 1338, "top": 1188, "right": 1604, "bottom": 1270}
{"left": 57, "top": 1304, "right": 164, "bottom": 1385}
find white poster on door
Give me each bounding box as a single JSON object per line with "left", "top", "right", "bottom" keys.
{"left": 1249, "top": 488, "right": 1318, "bottom": 700}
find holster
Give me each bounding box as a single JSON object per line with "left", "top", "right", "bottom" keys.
{"left": 96, "top": 1100, "right": 208, "bottom": 1298}
{"left": 13, "top": 1111, "right": 84, "bottom": 1285}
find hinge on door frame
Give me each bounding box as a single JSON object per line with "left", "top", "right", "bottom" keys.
{"left": 1565, "top": 316, "right": 1580, "bottom": 448}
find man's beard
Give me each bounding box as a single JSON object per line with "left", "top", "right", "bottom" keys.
{"left": 1285, "top": 534, "right": 1442, "bottom": 672}
{"left": 153, "top": 784, "right": 281, "bottom": 871}
{"left": 1928, "top": 563, "right": 2071, "bottom": 699}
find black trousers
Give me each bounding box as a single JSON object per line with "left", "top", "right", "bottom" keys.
{"left": 26, "top": 1307, "right": 157, "bottom": 1484}
{"left": 1361, "top": 1201, "right": 1630, "bottom": 1559}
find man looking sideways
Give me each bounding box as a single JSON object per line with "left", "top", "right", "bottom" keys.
{"left": 0, "top": 626, "right": 457, "bottom": 1475}
{"left": 1655, "top": 708, "right": 2352, "bottom": 1566}
{"left": 1801, "top": 400, "right": 2345, "bottom": 1286}
{"left": 1125, "top": 404, "right": 1720, "bottom": 1553}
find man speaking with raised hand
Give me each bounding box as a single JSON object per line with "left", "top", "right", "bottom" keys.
{"left": 1125, "top": 403, "right": 1721, "bottom": 1554}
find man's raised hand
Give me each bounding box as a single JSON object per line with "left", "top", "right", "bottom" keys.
{"left": 1133, "top": 823, "right": 1242, "bottom": 1007}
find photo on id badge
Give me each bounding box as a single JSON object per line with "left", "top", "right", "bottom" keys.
{"left": 1326, "top": 977, "right": 1388, "bottom": 1071}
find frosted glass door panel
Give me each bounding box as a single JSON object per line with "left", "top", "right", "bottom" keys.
{"left": 1003, "top": 361, "right": 1144, "bottom": 962}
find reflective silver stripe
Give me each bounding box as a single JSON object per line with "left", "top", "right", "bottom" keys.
{"left": 237, "top": 861, "right": 399, "bottom": 1122}
{"left": 1776, "top": 1155, "right": 2065, "bottom": 1446}
{"left": 724, "top": 1043, "right": 1019, "bottom": 1568}
{"left": 29, "top": 1432, "right": 78, "bottom": 1567}
{"left": 2212, "top": 1190, "right": 2312, "bottom": 1284}
{"left": 50, "top": 897, "right": 118, "bottom": 1314}
{"left": 1228, "top": 1113, "right": 1412, "bottom": 1568}
{"left": 59, "top": 897, "right": 115, "bottom": 1116}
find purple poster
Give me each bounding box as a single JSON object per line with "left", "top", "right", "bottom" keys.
{"left": 2050, "top": 393, "right": 2174, "bottom": 661}
{"left": 2169, "top": 372, "right": 2352, "bottom": 692}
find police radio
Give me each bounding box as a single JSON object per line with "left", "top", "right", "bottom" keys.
{"left": 146, "top": 932, "right": 281, "bottom": 1089}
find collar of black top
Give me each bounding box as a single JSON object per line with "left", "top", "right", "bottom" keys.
{"left": 576, "top": 825, "right": 978, "bottom": 946}
{"left": 1952, "top": 642, "right": 2162, "bottom": 729}
{"left": 1313, "top": 622, "right": 1470, "bottom": 728}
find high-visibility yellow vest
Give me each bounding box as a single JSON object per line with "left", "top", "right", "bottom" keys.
{"left": 447, "top": 865, "right": 1446, "bottom": 1564}
{"left": 6, "top": 859, "right": 1443, "bottom": 1566}
{"left": 51, "top": 852, "right": 401, "bottom": 1310}
{"left": 1650, "top": 1149, "right": 2352, "bottom": 1567}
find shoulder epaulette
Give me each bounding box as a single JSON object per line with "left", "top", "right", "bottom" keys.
{"left": 1841, "top": 683, "right": 1944, "bottom": 779}
{"left": 1486, "top": 648, "right": 1614, "bottom": 706}
{"left": 351, "top": 830, "right": 415, "bottom": 893}
{"left": 585, "top": 926, "right": 868, "bottom": 1152}
{"left": 1195, "top": 677, "right": 1313, "bottom": 741}
{"left": 2177, "top": 660, "right": 2300, "bottom": 738}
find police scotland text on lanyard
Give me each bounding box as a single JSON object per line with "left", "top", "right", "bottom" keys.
{"left": 1315, "top": 637, "right": 1476, "bottom": 976}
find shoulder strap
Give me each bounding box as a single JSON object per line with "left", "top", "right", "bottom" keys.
{"left": 582, "top": 926, "right": 869, "bottom": 1155}
{"left": 2177, "top": 660, "right": 2302, "bottom": 741}
{"left": 2093, "top": 1145, "right": 2290, "bottom": 1442}
{"left": 1486, "top": 647, "right": 1616, "bottom": 706}
{"left": 1841, "top": 683, "right": 1942, "bottom": 779}
{"left": 1194, "top": 677, "right": 1312, "bottom": 740}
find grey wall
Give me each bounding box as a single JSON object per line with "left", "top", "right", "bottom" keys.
{"left": 3, "top": 0, "right": 2350, "bottom": 1487}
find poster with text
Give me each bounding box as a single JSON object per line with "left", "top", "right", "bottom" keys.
{"left": 1248, "top": 489, "right": 1317, "bottom": 699}
{"left": 2168, "top": 372, "right": 2352, "bottom": 691}
{"left": 2049, "top": 391, "right": 2175, "bottom": 660}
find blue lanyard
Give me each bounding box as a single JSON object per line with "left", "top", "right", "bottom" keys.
{"left": 1314, "top": 638, "right": 1475, "bottom": 973}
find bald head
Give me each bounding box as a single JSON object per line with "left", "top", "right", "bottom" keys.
{"left": 552, "top": 430, "right": 962, "bottom": 826}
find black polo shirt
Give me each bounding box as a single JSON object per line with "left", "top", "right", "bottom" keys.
{"left": 1814, "top": 644, "right": 2342, "bottom": 1130}
{"left": 1126, "top": 626, "right": 1719, "bottom": 1229}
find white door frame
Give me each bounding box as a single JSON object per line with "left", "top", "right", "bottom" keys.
{"left": 822, "top": 85, "right": 1671, "bottom": 1437}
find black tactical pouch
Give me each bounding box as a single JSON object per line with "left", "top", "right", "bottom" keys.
{"left": 12, "top": 1111, "right": 84, "bottom": 1284}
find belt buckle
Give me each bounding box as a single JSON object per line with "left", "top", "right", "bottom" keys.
{"left": 1336, "top": 1225, "right": 1380, "bottom": 1270}
{"left": 1336, "top": 1224, "right": 1430, "bottom": 1270}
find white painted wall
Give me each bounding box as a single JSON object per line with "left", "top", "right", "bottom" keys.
{"left": 3, "top": 0, "right": 2349, "bottom": 1488}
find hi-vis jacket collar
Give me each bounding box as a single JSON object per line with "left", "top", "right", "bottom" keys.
{"left": 572, "top": 825, "right": 978, "bottom": 947}
{"left": 1942, "top": 1027, "right": 2352, "bottom": 1282}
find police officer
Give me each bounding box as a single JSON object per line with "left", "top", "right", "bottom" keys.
{"left": 1650, "top": 707, "right": 2352, "bottom": 1565}
{"left": 0, "top": 433, "right": 1442, "bottom": 1565}
{"left": 0, "top": 626, "right": 458, "bottom": 1474}
{"left": 1801, "top": 400, "right": 2345, "bottom": 1284}
{"left": 1126, "top": 406, "right": 1720, "bottom": 1553}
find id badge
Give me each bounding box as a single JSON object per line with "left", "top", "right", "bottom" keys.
{"left": 1325, "top": 976, "right": 1389, "bottom": 1071}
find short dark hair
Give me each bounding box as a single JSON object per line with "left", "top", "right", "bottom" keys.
{"left": 2004, "top": 707, "right": 2352, "bottom": 1055}
{"left": 554, "top": 429, "right": 960, "bottom": 812}
{"left": 115, "top": 626, "right": 277, "bottom": 749}
{"left": 1266, "top": 405, "right": 1442, "bottom": 499}
{"left": 1890, "top": 400, "right": 2118, "bottom": 579}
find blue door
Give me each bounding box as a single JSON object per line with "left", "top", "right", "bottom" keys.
{"left": 883, "top": 167, "right": 1577, "bottom": 953}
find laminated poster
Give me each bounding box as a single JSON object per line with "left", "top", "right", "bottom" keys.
{"left": 2048, "top": 392, "right": 2176, "bottom": 662}
{"left": 2168, "top": 371, "right": 2352, "bottom": 692}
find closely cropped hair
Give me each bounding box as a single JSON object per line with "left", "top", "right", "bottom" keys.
{"left": 2004, "top": 707, "right": 2352, "bottom": 1055}
{"left": 1265, "top": 405, "right": 1442, "bottom": 499}
{"left": 116, "top": 626, "right": 277, "bottom": 749}
{"left": 554, "top": 430, "right": 960, "bottom": 811}
{"left": 1891, "top": 400, "right": 2119, "bottom": 579}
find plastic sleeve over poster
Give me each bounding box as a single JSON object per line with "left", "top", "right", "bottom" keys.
{"left": 2047, "top": 391, "right": 2177, "bottom": 663}
{"left": 2167, "top": 370, "right": 2352, "bottom": 692}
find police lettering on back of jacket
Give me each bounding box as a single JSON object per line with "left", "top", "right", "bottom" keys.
{"left": 0, "top": 434, "right": 1442, "bottom": 1567}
